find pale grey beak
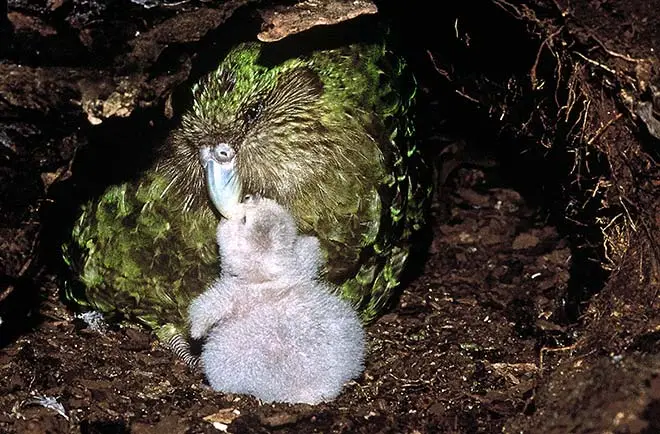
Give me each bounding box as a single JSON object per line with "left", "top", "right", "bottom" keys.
{"left": 201, "top": 143, "right": 241, "bottom": 219}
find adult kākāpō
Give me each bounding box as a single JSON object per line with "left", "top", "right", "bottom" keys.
{"left": 63, "top": 39, "right": 432, "bottom": 344}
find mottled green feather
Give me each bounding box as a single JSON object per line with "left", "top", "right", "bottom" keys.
{"left": 64, "top": 173, "right": 218, "bottom": 334}
{"left": 64, "top": 39, "right": 431, "bottom": 338}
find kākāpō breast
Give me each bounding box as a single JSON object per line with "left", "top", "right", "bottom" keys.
{"left": 63, "top": 40, "right": 432, "bottom": 343}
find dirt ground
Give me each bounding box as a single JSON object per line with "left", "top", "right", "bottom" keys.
{"left": 1, "top": 162, "right": 574, "bottom": 433}
{"left": 1, "top": 0, "right": 660, "bottom": 433}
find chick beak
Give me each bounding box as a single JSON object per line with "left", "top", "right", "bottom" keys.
{"left": 200, "top": 143, "right": 242, "bottom": 219}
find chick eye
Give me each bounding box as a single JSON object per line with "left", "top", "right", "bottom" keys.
{"left": 243, "top": 100, "right": 264, "bottom": 124}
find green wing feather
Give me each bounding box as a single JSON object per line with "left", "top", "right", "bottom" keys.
{"left": 64, "top": 173, "right": 218, "bottom": 334}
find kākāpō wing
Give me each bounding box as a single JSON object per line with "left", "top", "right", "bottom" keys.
{"left": 63, "top": 40, "right": 432, "bottom": 342}
{"left": 63, "top": 172, "right": 218, "bottom": 341}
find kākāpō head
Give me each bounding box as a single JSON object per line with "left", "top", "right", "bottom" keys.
{"left": 158, "top": 43, "right": 384, "bottom": 231}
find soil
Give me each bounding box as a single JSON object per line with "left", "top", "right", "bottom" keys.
{"left": 0, "top": 164, "right": 574, "bottom": 433}
{"left": 2, "top": 0, "right": 660, "bottom": 433}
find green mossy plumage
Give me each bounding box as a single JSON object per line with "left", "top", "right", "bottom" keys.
{"left": 64, "top": 172, "right": 218, "bottom": 333}
{"left": 64, "top": 39, "right": 431, "bottom": 337}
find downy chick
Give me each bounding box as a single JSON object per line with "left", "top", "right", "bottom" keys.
{"left": 188, "top": 197, "right": 365, "bottom": 404}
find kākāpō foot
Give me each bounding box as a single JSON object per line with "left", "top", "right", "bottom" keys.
{"left": 157, "top": 324, "right": 200, "bottom": 370}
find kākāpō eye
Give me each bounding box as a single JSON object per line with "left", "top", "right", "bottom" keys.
{"left": 243, "top": 100, "right": 264, "bottom": 124}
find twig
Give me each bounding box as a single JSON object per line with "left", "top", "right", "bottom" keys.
{"left": 455, "top": 89, "right": 479, "bottom": 104}
{"left": 574, "top": 52, "right": 617, "bottom": 75}
{"left": 550, "top": 0, "right": 570, "bottom": 17}
{"left": 559, "top": 67, "right": 580, "bottom": 123}
{"left": 586, "top": 112, "right": 623, "bottom": 145}
{"left": 590, "top": 178, "right": 613, "bottom": 198}
{"left": 618, "top": 196, "right": 638, "bottom": 232}
{"left": 539, "top": 343, "right": 583, "bottom": 375}
{"left": 0, "top": 286, "right": 13, "bottom": 304}
{"left": 492, "top": 0, "right": 522, "bottom": 18}
{"left": 591, "top": 35, "right": 648, "bottom": 64}
{"left": 426, "top": 50, "right": 452, "bottom": 82}
{"left": 454, "top": 18, "right": 470, "bottom": 47}
{"left": 530, "top": 27, "right": 564, "bottom": 89}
